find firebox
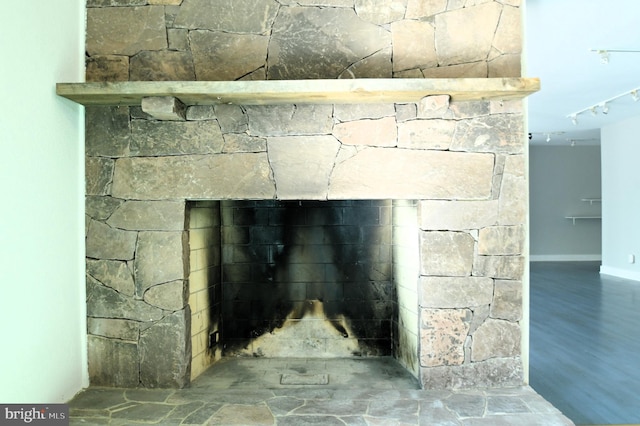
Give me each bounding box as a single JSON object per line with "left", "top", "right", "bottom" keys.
{"left": 187, "top": 200, "right": 420, "bottom": 379}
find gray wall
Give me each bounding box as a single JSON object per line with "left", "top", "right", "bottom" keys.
{"left": 601, "top": 115, "right": 640, "bottom": 281}
{"left": 529, "top": 145, "right": 601, "bottom": 260}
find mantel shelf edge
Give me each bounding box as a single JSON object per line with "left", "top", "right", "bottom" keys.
{"left": 56, "top": 78, "right": 540, "bottom": 106}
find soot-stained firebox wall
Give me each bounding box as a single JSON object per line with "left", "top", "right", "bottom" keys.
{"left": 221, "top": 200, "right": 395, "bottom": 357}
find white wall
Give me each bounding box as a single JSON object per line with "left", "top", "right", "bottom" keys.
{"left": 0, "top": 1, "right": 87, "bottom": 402}
{"left": 529, "top": 145, "right": 602, "bottom": 261}
{"left": 601, "top": 115, "right": 640, "bottom": 281}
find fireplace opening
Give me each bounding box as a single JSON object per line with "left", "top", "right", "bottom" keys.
{"left": 187, "top": 200, "right": 420, "bottom": 380}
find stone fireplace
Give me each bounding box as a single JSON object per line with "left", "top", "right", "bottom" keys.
{"left": 83, "top": 0, "right": 529, "bottom": 390}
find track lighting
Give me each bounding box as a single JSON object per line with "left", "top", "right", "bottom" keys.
{"left": 566, "top": 86, "right": 640, "bottom": 124}
{"left": 571, "top": 114, "right": 578, "bottom": 125}
{"left": 590, "top": 48, "right": 640, "bottom": 64}
{"left": 596, "top": 50, "right": 609, "bottom": 64}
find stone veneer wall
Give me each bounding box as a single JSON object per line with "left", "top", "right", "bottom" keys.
{"left": 187, "top": 201, "right": 222, "bottom": 380}
{"left": 84, "top": 0, "right": 526, "bottom": 389}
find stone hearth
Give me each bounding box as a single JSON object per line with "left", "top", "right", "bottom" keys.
{"left": 84, "top": 0, "right": 528, "bottom": 390}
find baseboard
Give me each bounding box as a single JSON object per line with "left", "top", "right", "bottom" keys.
{"left": 530, "top": 254, "right": 602, "bottom": 262}
{"left": 599, "top": 265, "right": 640, "bottom": 282}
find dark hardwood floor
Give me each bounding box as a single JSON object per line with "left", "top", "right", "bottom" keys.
{"left": 529, "top": 261, "right": 640, "bottom": 425}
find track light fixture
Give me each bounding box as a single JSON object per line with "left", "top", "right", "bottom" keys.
{"left": 590, "top": 49, "right": 640, "bottom": 64}
{"left": 528, "top": 132, "right": 565, "bottom": 143}
{"left": 566, "top": 86, "right": 640, "bottom": 124}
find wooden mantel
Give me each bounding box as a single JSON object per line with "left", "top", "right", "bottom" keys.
{"left": 56, "top": 78, "right": 539, "bottom": 106}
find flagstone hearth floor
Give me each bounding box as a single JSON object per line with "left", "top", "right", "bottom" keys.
{"left": 68, "top": 357, "right": 574, "bottom": 425}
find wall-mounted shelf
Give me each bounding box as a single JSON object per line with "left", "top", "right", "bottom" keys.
{"left": 565, "top": 216, "right": 602, "bottom": 225}
{"left": 581, "top": 198, "right": 602, "bottom": 205}
{"left": 55, "top": 77, "right": 540, "bottom": 106}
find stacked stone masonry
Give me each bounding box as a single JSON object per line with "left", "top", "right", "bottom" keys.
{"left": 84, "top": 0, "right": 527, "bottom": 389}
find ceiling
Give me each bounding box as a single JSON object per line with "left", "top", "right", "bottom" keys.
{"left": 525, "top": 0, "right": 640, "bottom": 146}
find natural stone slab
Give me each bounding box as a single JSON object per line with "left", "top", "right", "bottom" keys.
{"left": 420, "top": 308, "right": 471, "bottom": 367}
{"left": 333, "top": 117, "right": 397, "bottom": 147}
{"left": 355, "top": 0, "right": 407, "bottom": 24}
{"left": 107, "top": 201, "right": 186, "bottom": 231}
{"left": 143, "top": 280, "right": 187, "bottom": 311}
{"left": 420, "top": 357, "right": 523, "bottom": 389}
{"left": 86, "top": 220, "right": 137, "bottom": 260}
{"left": 168, "top": 29, "right": 189, "bottom": 51}
{"left": 471, "top": 319, "right": 520, "bottom": 362}
{"left": 223, "top": 134, "right": 267, "bottom": 153}
{"left": 87, "top": 275, "right": 164, "bottom": 322}
{"left": 493, "top": 5, "right": 522, "bottom": 55}
{"left": 174, "top": 0, "right": 279, "bottom": 33}
{"left": 397, "top": 119, "right": 456, "bottom": 150}
{"left": 86, "top": 259, "right": 135, "bottom": 296}
{"left": 134, "top": 231, "right": 186, "bottom": 294}
{"left": 131, "top": 51, "right": 196, "bottom": 81}
{"left": 140, "top": 97, "right": 186, "bottom": 121}
{"left": 340, "top": 46, "right": 393, "bottom": 79}
{"left": 110, "top": 403, "right": 176, "bottom": 422}
{"left": 498, "top": 155, "right": 527, "bottom": 225}
{"left": 334, "top": 104, "right": 396, "bottom": 121}
{"left": 406, "top": 0, "right": 447, "bottom": 19}
{"left": 417, "top": 95, "right": 450, "bottom": 119}
{"left": 268, "top": 136, "right": 341, "bottom": 199}
{"left": 391, "top": 19, "right": 437, "bottom": 73}
{"left": 86, "top": 6, "right": 167, "bottom": 56}
{"left": 86, "top": 55, "right": 129, "bottom": 82}
{"left": 86, "top": 196, "right": 124, "bottom": 222}
{"left": 86, "top": 106, "right": 130, "bottom": 157}
{"left": 419, "top": 231, "right": 475, "bottom": 277}
{"left": 111, "top": 154, "right": 275, "bottom": 200}
{"left": 189, "top": 30, "right": 269, "bottom": 81}
{"left": 280, "top": 374, "right": 329, "bottom": 385}
{"left": 208, "top": 403, "right": 275, "bottom": 425}
{"left": 149, "top": 0, "right": 182, "bottom": 4}
{"left": 473, "top": 256, "right": 525, "bottom": 280}
{"left": 421, "top": 61, "right": 488, "bottom": 78}
{"left": 491, "top": 280, "right": 523, "bottom": 321}
{"left": 419, "top": 200, "right": 499, "bottom": 230}
{"left": 478, "top": 225, "right": 524, "bottom": 255}
{"left": 85, "top": 157, "right": 115, "bottom": 196}
{"left": 130, "top": 120, "right": 223, "bottom": 156}
{"left": 329, "top": 148, "right": 494, "bottom": 199}
{"left": 246, "top": 105, "right": 333, "bottom": 137}
{"left": 435, "top": 3, "right": 502, "bottom": 66}
{"left": 186, "top": 106, "right": 216, "bottom": 121}
{"left": 268, "top": 7, "right": 391, "bottom": 79}
{"left": 88, "top": 318, "right": 139, "bottom": 341}
{"left": 452, "top": 115, "right": 524, "bottom": 154}
{"left": 420, "top": 277, "right": 494, "bottom": 308}
{"left": 139, "top": 308, "right": 191, "bottom": 388}
{"left": 489, "top": 53, "right": 522, "bottom": 78}
{"left": 88, "top": 335, "right": 139, "bottom": 387}
{"left": 214, "top": 105, "right": 247, "bottom": 133}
